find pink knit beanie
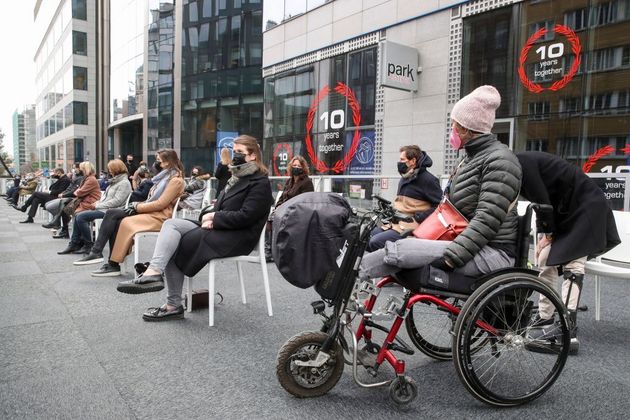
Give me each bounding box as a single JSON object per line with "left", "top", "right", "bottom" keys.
{"left": 451, "top": 85, "right": 501, "bottom": 134}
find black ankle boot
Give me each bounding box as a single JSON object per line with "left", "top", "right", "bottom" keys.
{"left": 19, "top": 217, "right": 34, "bottom": 224}
{"left": 58, "top": 243, "right": 82, "bottom": 254}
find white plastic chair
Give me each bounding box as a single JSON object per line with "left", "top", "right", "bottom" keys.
{"left": 184, "top": 226, "right": 272, "bottom": 327}
{"left": 180, "top": 180, "right": 211, "bottom": 219}
{"left": 130, "top": 197, "right": 180, "bottom": 277}
{"left": 584, "top": 210, "right": 630, "bottom": 321}
{"left": 93, "top": 193, "right": 132, "bottom": 240}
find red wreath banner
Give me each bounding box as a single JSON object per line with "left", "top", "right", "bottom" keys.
{"left": 272, "top": 143, "right": 293, "bottom": 176}
{"left": 304, "top": 82, "right": 362, "bottom": 174}
{"left": 518, "top": 24, "right": 582, "bottom": 94}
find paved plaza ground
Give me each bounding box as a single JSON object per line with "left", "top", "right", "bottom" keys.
{"left": 1, "top": 200, "right": 629, "bottom": 419}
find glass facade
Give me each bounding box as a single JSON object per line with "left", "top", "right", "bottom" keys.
{"left": 263, "top": 0, "right": 325, "bottom": 31}
{"left": 263, "top": 46, "right": 377, "bottom": 177}
{"left": 180, "top": 0, "right": 264, "bottom": 172}
{"left": 110, "top": 0, "right": 145, "bottom": 122}
{"left": 146, "top": 0, "right": 176, "bottom": 161}
{"left": 461, "top": 0, "right": 630, "bottom": 176}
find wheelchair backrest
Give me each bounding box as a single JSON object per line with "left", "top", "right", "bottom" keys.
{"left": 514, "top": 205, "right": 533, "bottom": 268}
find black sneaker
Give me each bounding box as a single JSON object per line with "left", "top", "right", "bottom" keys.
{"left": 74, "top": 252, "right": 104, "bottom": 266}
{"left": 117, "top": 273, "right": 165, "bottom": 294}
{"left": 19, "top": 217, "right": 34, "bottom": 224}
{"left": 42, "top": 222, "right": 61, "bottom": 229}
{"left": 91, "top": 262, "right": 121, "bottom": 277}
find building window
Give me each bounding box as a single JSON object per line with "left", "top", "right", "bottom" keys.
{"left": 528, "top": 101, "right": 550, "bottom": 120}
{"left": 73, "top": 101, "right": 88, "bottom": 125}
{"left": 589, "top": 1, "right": 617, "bottom": 26}
{"left": 529, "top": 20, "right": 554, "bottom": 41}
{"left": 72, "top": 31, "right": 87, "bottom": 55}
{"left": 526, "top": 139, "right": 548, "bottom": 152}
{"left": 73, "top": 66, "right": 87, "bottom": 90}
{"left": 72, "top": 0, "right": 87, "bottom": 20}
{"left": 564, "top": 8, "right": 588, "bottom": 30}
{"left": 584, "top": 92, "right": 613, "bottom": 114}
{"left": 559, "top": 96, "right": 581, "bottom": 117}
{"left": 74, "top": 138, "right": 84, "bottom": 162}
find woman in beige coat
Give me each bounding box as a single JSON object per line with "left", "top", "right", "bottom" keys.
{"left": 73, "top": 149, "right": 185, "bottom": 276}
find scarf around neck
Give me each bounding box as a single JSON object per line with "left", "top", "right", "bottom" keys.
{"left": 146, "top": 169, "right": 178, "bottom": 203}
{"left": 225, "top": 161, "right": 258, "bottom": 193}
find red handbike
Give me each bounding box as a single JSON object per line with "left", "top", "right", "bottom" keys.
{"left": 276, "top": 195, "right": 570, "bottom": 407}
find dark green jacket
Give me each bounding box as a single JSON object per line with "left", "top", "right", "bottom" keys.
{"left": 445, "top": 134, "right": 522, "bottom": 267}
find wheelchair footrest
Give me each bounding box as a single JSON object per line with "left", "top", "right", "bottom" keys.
{"left": 357, "top": 349, "right": 378, "bottom": 368}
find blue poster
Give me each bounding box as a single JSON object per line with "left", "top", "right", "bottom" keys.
{"left": 345, "top": 130, "right": 375, "bottom": 175}
{"left": 215, "top": 131, "right": 238, "bottom": 166}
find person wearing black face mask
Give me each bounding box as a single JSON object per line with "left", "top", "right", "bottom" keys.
{"left": 13, "top": 168, "right": 71, "bottom": 223}
{"left": 265, "top": 156, "right": 314, "bottom": 261}
{"left": 125, "top": 154, "right": 138, "bottom": 180}
{"left": 367, "top": 145, "right": 442, "bottom": 251}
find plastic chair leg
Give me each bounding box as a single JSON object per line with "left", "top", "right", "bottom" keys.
{"left": 237, "top": 261, "right": 246, "bottom": 304}
{"left": 261, "top": 260, "right": 273, "bottom": 317}
{"left": 208, "top": 260, "right": 216, "bottom": 327}
{"left": 185, "top": 276, "right": 193, "bottom": 313}
{"left": 595, "top": 275, "right": 601, "bottom": 321}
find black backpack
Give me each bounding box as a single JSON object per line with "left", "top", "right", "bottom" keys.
{"left": 272, "top": 192, "right": 355, "bottom": 297}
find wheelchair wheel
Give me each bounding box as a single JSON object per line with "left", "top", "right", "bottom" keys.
{"left": 405, "top": 298, "right": 460, "bottom": 360}
{"left": 276, "top": 331, "right": 344, "bottom": 398}
{"left": 453, "top": 272, "right": 570, "bottom": 406}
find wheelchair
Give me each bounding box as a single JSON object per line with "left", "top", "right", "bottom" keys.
{"left": 276, "top": 197, "right": 570, "bottom": 407}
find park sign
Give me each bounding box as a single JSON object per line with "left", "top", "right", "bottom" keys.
{"left": 379, "top": 41, "right": 419, "bottom": 92}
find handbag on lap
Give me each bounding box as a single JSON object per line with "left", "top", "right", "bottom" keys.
{"left": 412, "top": 197, "right": 468, "bottom": 241}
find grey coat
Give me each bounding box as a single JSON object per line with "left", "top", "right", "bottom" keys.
{"left": 95, "top": 174, "right": 132, "bottom": 210}
{"left": 445, "top": 134, "right": 522, "bottom": 267}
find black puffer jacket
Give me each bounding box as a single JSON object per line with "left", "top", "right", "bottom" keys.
{"left": 444, "top": 134, "right": 522, "bottom": 267}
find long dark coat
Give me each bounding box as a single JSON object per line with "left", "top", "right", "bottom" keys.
{"left": 175, "top": 171, "right": 273, "bottom": 276}
{"left": 516, "top": 151, "right": 620, "bottom": 266}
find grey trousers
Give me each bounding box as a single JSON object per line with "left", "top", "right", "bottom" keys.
{"left": 45, "top": 198, "right": 71, "bottom": 216}
{"left": 359, "top": 237, "right": 513, "bottom": 281}
{"left": 148, "top": 218, "right": 199, "bottom": 307}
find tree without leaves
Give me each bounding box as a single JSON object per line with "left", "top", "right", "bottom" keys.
{"left": 0, "top": 128, "right": 14, "bottom": 176}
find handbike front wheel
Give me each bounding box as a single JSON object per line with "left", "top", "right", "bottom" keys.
{"left": 276, "top": 331, "right": 345, "bottom": 398}
{"left": 453, "top": 272, "right": 570, "bottom": 406}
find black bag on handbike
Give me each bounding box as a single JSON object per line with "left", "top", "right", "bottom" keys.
{"left": 272, "top": 192, "right": 357, "bottom": 297}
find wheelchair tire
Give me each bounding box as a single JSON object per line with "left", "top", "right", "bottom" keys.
{"left": 405, "top": 298, "right": 460, "bottom": 360}
{"left": 453, "top": 272, "right": 570, "bottom": 406}
{"left": 276, "top": 331, "right": 344, "bottom": 398}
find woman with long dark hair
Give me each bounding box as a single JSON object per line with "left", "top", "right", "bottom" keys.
{"left": 74, "top": 149, "right": 185, "bottom": 277}
{"left": 116, "top": 135, "right": 273, "bottom": 322}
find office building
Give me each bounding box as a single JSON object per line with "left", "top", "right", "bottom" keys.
{"left": 262, "top": 0, "right": 630, "bottom": 206}
{"left": 12, "top": 105, "right": 37, "bottom": 171}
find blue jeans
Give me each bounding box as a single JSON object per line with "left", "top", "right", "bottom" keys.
{"left": 368, "top": 227, "right": 403, "bottom": 252}
{"left": 70, "top": 210, "right": 105, "bottom": 245}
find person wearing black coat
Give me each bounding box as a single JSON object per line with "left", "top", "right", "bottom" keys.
{"left": 517, "top": 151, "right": 620, "bottom": 353}
{"left": 42, "top": 169, "right": 85, "bottom": 233}
{"left": 368, "top": 145, "right": 442, "bottom": 251}
{"left": 116, "top": 135, "right": 273, "bottom": 322}
{"left": 14, "top": 168, "right": 72, "bottom": 223}
{"left": 265, "top": 155, "right": 315, "bottom": 260}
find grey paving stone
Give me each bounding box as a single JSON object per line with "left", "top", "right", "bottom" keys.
{"left": 0, "top": 261, "right": 42, "bottom": 277}
{"left": 0, "top": 288, "right": 69, "bottom": 328}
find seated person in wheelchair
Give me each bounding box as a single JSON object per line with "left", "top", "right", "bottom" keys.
{"left": 72, "top": 149, "right": 185, "bottom": 277}
{"left": 360, "top": 86, "right": 522, "bottom": 287}
{"left": 115, "top": 135, "right": 273, "bottom": 322}
{"left": 367, "top": 145, "right": 442, "bottom": 251}
{"left": 517, "top": 151, "right": 620, "bottom": 353}
{"left": 57, "top": 159, "right": 132, "bottom": 255}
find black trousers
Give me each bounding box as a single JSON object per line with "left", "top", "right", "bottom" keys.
{"left": 92, "top": 208, "right": 128, "bottom": 255}
{"left": 26, "top": 192, "right": 56, "bottom": 219}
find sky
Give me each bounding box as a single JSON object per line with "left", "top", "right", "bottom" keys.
{"left": 0, "top": 1, "right": 36, "bottom": 157}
